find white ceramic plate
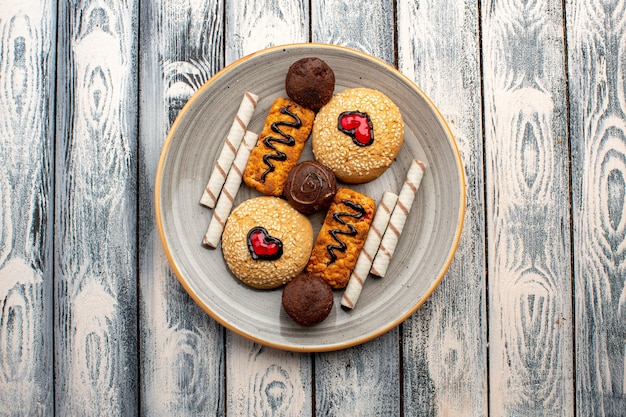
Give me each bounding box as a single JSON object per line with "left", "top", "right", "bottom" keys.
{"left": 155, "top": 43, "right": 465, "bottom": 351}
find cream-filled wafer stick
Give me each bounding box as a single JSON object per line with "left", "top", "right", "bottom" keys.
{"left": 203, "top": 131, "right": 259, "bottom": 248}
{"left": 200, "top": 92, "right": 259, "bottom": 208}
{"left": 341, "top": 191, "right": 398, "bottom": 310}
{"left": 370, "top": 159, "right": 426, "bottom": 278}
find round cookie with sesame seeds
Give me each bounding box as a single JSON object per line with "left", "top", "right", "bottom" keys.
{"left": 221, "top": 196, "right": 314, "bottom": 289}
{"left": 311, "top": 87, "right": 404, "bottom": 184}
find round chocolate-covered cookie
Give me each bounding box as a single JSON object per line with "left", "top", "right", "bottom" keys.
{"left": 285, "top": 57, "right": 335, "bottom": 112}
{"left": 284, "top": 160, "right": 337, "bottom": 214}
{"left": 282, "top": 273, "right": 334, "bottom": 326}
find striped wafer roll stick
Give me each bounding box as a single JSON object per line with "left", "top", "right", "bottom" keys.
{"left": 203, "top": 131, "right": 259, "bottom": 248}
{"left": 200, "top": 92, "right": 259, "bottom": 208}
{"left": 370, "top": 159, "right": 426, "bottom": 278}
{"left": 341, "top": 191, "right": 399, "bottom": 310}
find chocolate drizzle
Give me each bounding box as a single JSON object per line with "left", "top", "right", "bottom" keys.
{"left": 260, "top": 106, "right": 302, "bottom": 182}
{"left": 326, "top": 200, "right": 366, "bottom": 265}
{"left": 284, "top": 161, "right": 337, "bottom": 214}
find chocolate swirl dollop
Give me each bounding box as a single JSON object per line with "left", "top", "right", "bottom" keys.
{"left": 284, "top": 161, "right": 337, "bottom": 214}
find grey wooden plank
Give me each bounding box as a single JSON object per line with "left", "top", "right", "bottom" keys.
{"left": 566, "top": 0, "right": 626, "bottom": 415}
{"left": 226, "top": 333, "right": 312, "bottom": 416}
{"left": 54, "top": 0, "right": 139, "bottom": 414}
{"left": 310, "top": 1, "right": 400, "bottom": 416}
{"left": 0, "top": 0, "right": 56, "bottom": 415}
{"left": 224, "top": 0, "right": 309, "bottom": 65}
{"left": 138, "top": 0, "right": 226, "bottom": 415}
{"left": 223, "top": 1, "right": 312, "bottom": 416}
{"left": 396, "top": 1, "right": 487, "bottom": 416}
{"left": 314, "top": 337, "right": 400, "bottom": 417}
{"left": 311, "top": 0, "right": 394, "bottom": 64}
{"left": 482, "top": 0, "right": 573, "bottom": 415}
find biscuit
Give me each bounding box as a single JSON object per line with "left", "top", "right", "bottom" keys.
{"left": 312, "top": 88, "right": 404, "bottom": 183}
{"left": 283, "top": 160, "right": 337, "bottom": 214}
{"left": 306, "top": 187, "right": 376, "bottom": 289}
{"left": 285, "top": 57, "right": 335, "bottom": 111}
{"left": 243, "top": 98, "right": 315, "bottom": 196}
{"left": 222, "top": 196, "right": 314, "bottom": 289}
{"left": 282, "top": 273, "right": 334, "bottom": 326}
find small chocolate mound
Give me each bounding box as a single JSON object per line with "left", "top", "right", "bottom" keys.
{"left": 284, "top": 160, "right": 337, "bottom": 214}
{"left": 282, "top": 273, "right": 334, "bottom": 326}
{"left": 285, "top": 57, "right": 335, "bottom": 111}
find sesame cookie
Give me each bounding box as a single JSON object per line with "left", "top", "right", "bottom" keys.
{"left": 222, "top": 196, "right": 314, "bottom": 289}
{"left": 312, "top": 87, "right": 404, "bottom": 184}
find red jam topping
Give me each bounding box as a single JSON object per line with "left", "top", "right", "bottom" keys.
{"left": 338, "top": 111, "right": 374, "bottom": 147}
{"left": 247, "top": 226, "right": 283, "bottom": 260}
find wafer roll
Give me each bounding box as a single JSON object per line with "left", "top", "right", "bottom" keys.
{"left": 341, "top": 191, "right": 398, "bottom": 310}
{"left": 203, "top": 131, "right": 259, "bottom": 248}
{"left": 370, "top": 160, "right": 425, "bottom": 277}
{"left": 200, "top": 92, "right": 259, "bottom": 208}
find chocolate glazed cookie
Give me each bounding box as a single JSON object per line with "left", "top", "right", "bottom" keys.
{"left": 282, "top": 273, "right": 334, "bottom": 326}
{"left": 285, "top": 57, "right": 335, "bottom": 112}
{"left": 284, "top": 160, "right": 337, "bottom": 214}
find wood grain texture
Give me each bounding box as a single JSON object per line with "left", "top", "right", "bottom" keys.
{"left": 54, "top": 0, "right": 138, "bottom": 414}
{"left": 223, "top": 2, "right": 311, "bottom": 416}
{"left": 138, "top": 0, "right": 225, "bottom": 415}
{"left": 482, "top": 0, "right": 573, "bottom": 415}
{"left": 5, "top": 1, "right": 626, "bottom": 415}
{"left": 397, "top": 0, "right": 487, "bottom": 415}
{"left": 226, "top": 333, "right": 312, "bottom": 416}
{"left": 567, "top": 0, "right": 626, "bottom": 415}
{"left": 311, "top": 0, "right": 394, "bottom": 64}
{"left": 315, "top": 338, "right": 400, "bottom": 416}
{"left": 310, "top": 1, "right": 400, "bottom": 415}
{"left": 0, "top": 0, "right": 55, "bottom": 414}
{"left": 224, "top": 0, "right": 309, "bottom": 65}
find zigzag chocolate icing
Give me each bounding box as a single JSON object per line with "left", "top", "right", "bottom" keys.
{"left": 326, "top": 200, "right": 366, "bottom": 265}
{"left": 260, "top": 106, "right": 301, "bottom": 182}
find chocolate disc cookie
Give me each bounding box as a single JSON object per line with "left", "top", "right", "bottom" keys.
{"left": 284, "top": 160, "right": 337, "bottom": 214}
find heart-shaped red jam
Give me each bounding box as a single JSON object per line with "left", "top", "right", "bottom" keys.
{"left": 247, "top": 226, "right": 283, "bottom": 260}
{"left": 338, "top": 111, "right": 374, "bottom": 147}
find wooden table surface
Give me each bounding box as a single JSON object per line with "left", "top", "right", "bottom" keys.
{"left": 1, "top": 0, "right": 625, "bottom": 415}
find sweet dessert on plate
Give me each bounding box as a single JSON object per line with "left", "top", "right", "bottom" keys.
{"left": 312, "top": 87, "right": 404, "bottom": 184}
{"left": 244, "top": 97, "right": 315, "bottom": 196}
{"left": 221, "top": 196, "right": 313, "bottom": 289}
{"left": 306, "top": 187, "right": 376, "bottom": 289}
{"left": 204, "top": 59, "right": 418, "bottom": 309}
{"left": 283, "top": 160, "right": 337, "bottom": 214}
{"left": 285, "top": 57, "right": 335, "bottom": 111}
{"left": 282, "top": 273, "right": 334, "bottom": 326}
